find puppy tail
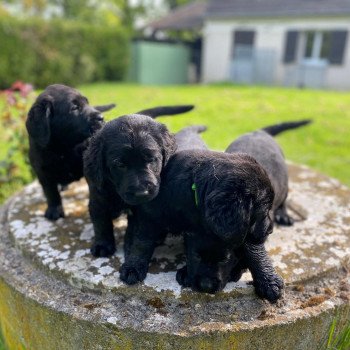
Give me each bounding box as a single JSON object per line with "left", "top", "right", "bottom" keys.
{"left": 94, "top": 103, "right": 116, "bottom": 112}
{"left": 137, "top": 105, "right": 194, "bottom": 118}
{"left": 262, "top": 120, "right": 312, "bottom": 136}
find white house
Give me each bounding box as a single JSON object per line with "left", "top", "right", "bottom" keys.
{"left": 148, "top": 0, "right": 350, "bottom": 89}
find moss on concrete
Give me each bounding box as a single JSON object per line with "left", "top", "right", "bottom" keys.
{"left": 0, "top": 164, "right": 349, "bottom": 349}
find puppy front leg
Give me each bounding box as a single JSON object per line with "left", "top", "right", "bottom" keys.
{"left": 120, "top": 216, "right": 163, "bottom": 285}
{"left": 89, "top": 196, "right": 116, "bottom": 257}
{"left": 39, "top": 177, "right": 64, "bottom": 221}
{"left": 243, "top": 242, "right": 284, "bottom": 303}
{"left": 176, "top": 234, "right": 199, "bottom": 288}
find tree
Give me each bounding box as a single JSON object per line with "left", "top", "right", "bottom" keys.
{"left": 166, "top": 0, "right": 199, "bottom": 10}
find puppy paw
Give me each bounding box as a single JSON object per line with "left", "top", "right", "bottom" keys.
{"left": 176, "top": 266, "right": 191, "bottom": 287}
{"left": 45, "top": 205, "right": 64, "bottom": 221}
{"left": 254, "top": 274, "right": 284, "bottom": 303}
{"left": 275, "top": 211, "right": 294, "bottom": 226}
{"left": 119, "top": 262, "right": 148, "bottom": 285}
{"left": 90, "top": 241, "right": 116, "bottom": 257}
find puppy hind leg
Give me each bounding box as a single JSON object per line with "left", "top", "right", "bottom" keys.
{"left": 274, "top": 201, "right": 294, "bottom": 226}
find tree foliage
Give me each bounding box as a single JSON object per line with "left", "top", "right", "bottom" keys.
{"left": 1, "top": 0, "right": 200, "bottom": 30}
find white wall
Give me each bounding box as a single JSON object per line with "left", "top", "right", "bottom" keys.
{"left": 202, "top": 17, "right": 350, "bottom": 89}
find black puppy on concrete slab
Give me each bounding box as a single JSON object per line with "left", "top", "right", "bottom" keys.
{"left": 226, "top": 120, "right": 311, "bottom": 226}
{"left": 119, "top": 149, "right": 281, "bottom": 302}
{"left": 177, "top": 120, "right": 311, "bottom": 300}
{"left": 26, "top": 84, "right": 194, "bottom": 221}
{"left": 84, "top": 116, "right": 205, "bottom": 257}
{"left": 118, "top": 120, "right": 311, "bottom": 302}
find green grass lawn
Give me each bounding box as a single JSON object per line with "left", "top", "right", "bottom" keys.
{"left": 0, "top": 82, "right": 349, "bottom": 350}
{"left": 1, "top": 83, "right": 350, "bottom": 204}
{"left": 79, "top": 83, "right": 350, "bottom": 185}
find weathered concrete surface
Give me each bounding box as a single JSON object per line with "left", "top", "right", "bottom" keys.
{"left": 0, "top": 164, "right": 349, "bottom": 350}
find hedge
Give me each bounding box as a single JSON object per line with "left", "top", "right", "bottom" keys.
{"left": 0, "top": 16, "right": 130, "bottom": 88}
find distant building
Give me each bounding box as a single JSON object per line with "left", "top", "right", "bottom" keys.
{"left": 147, "top": 0, "right": 350, "bottom": 89}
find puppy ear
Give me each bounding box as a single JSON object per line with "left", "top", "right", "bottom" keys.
{"left": 157, "top": 124, "right": 177, "bottom": 166}
{"left": 83, "top": 132, "right": 105, "bottom": 191}
{"left": 249, "top": 209, "right": 274, "bottom": 244}
{"left": 203, "top": 187, "right": 252, "bottom": 245}
{"left": 26, "top": 96, "right": 53, "bottom": 147}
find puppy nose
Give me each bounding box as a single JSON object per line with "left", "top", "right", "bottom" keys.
{"left": 134, "top": 190, "right": 150, "bottom": 198}
{"left": 94, "top": 114, "right": 103, "bottom": 122}
{"left": 196, "top": 277, "right": 220, "bottom": 294}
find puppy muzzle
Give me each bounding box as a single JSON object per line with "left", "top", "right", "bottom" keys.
{"left": 122, "top": 186, "right": 159, "bottom": 206}
{"left": 195, "top": 276, "right": 222, "bottom": 294}
{"left": 88, "top": 115, "right": 104, "bottom": 134}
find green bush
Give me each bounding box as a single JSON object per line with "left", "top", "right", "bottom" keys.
{"left": 0, "top": 17, "right": 130, "bottom": 88}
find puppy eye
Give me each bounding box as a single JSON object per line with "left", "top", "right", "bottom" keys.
{"left": 71, "top": 104, "right": 80, "bottom": 112}
{"left": 112, "top": 160, "right": 127, "bottom": 169}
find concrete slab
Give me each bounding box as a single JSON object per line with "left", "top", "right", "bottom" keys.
{"left": 0, "top": 164, "right": 349, "bottom": 350}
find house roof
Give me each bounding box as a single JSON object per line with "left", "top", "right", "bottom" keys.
{"left": 147, "top": 1, "right": 208, "bottom": 31}
{"left": 207, "top": 0, "right": 350, "bottom": 19}
{"left": 147, "top": 0, "right": 350, "bottom": 31}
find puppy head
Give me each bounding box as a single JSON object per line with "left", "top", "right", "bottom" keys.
{"left": 84, "top": 114, "right": 177, "bottom": 205}
{"left": 185, "top": 153, "right": 275, "bottom": 293}
{"left": 198, "top": 154, "right": 274, "bottom": 244}
{"left": 185, "top": 235, "right": 239, "bottom": 294}
{"left": 26, "top": 84, "right": 113, "bottom": 147}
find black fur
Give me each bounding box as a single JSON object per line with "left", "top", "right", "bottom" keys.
{"left": 226, "top": 120, "right": 311, "bottom": 226}
{"left": 118, "top": 121, "right": 311, "bottom": 301}
{"left": 26, "top": 84, "right": 194, "bottom": 221}
{"left": 84, "top": 120, "right": 309, "bottom": 302}
{"left": 26, "top": 84, "right": 114, "bottom": 220}
{"left": 262, "top": 120, "right": 311, "bottom": 136}
{"left": 83, "top": 115, "right": 178, "bottom": 257}
{"left": 118, "top": 150, "right": 283, "bottom": 302}
{"left": 175, "top": 125, "right": 208, "bottom": 151}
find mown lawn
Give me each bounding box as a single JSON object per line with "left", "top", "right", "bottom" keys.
{"left": 1, "top": 83, "right": 350, "bottom": 204}
{"left": 0, "top": 82, "right": 349, "bottom": 350}
{"left": 81, "top": 83, "right": 350, "bottom": 185}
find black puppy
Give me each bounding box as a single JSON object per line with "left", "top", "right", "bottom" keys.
{"left": 118, "top": 121, "right": 311, "bottom": 302}
{"left": 118, "top": 149, "right": 282, "bottom": 302}
{"left": 26, "top": 84, "right": 193, "bottom": 220}
{"left": 84, "top": 117, "right": 206, "bottom": 257}
{"left": 175, "top": 121, "right": 312, "bottom": 294}
{"left": 83, "top": 116, "right": 280, "bottom": 300}
{"left": 175, "top": 125, "right": 208, "bottom": 151}
{"left": 226, "top": 120, "right": 311, "bottom": 225}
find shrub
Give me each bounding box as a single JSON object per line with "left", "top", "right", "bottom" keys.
{"left": 0, "top": 81, "right": 35, "bottom": 203}
{"left": 0, "top": 17, "right": 130, "bottom": 88}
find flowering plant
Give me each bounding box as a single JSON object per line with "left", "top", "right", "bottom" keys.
{"left": 0, "top": 81, "right": 35, "bottom": 201}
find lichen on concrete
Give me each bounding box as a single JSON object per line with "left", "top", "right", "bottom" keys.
{"left": 0, "top": 164, "right": 349, "bottom": 350}
{"left": 6, "top": 165, "right": 350, "bottom": 298}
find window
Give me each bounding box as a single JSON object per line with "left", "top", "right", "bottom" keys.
{"left": 283, "top": 30, "right": 348, "bottom": 65}
{"left": 303, "top": 31, "right": 331, "bottom": 61}
{"left": 232, "top": 30, "right": 255, "bottom": 59}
